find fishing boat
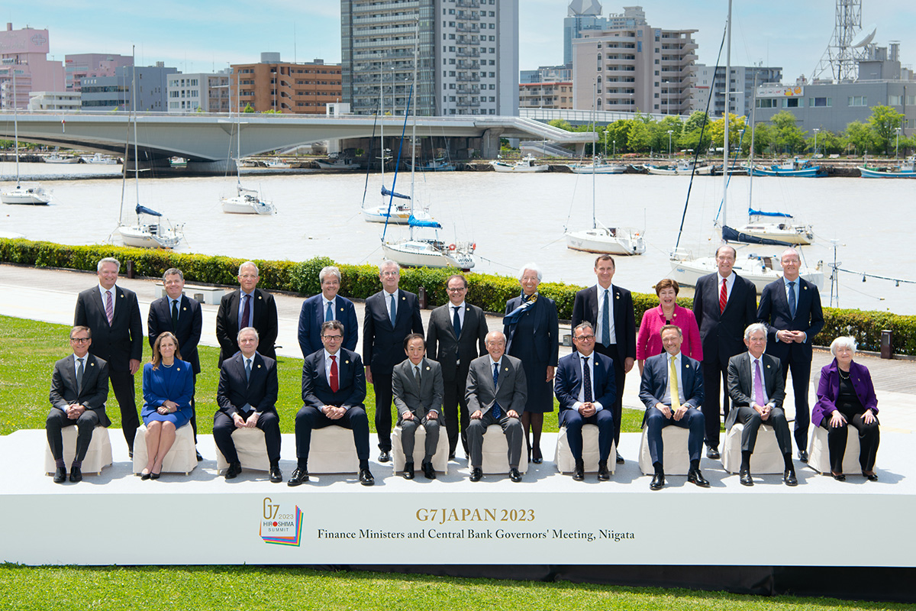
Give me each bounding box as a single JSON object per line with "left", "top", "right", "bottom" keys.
{"left": 645, "top": 160, "right": 699, "bottom": 176}
{"left": 750, "top": 157, "right": 826, "bottom": 177}
{"left": 570, "top": 157, "right": 626, "bottom": 174}
{"left": 81, "top": 153, "right": 119, "bottom": 165}
{"left": 413, "top": 156, "right": 456, "bottom": 172}
{"left": 1, "top": 69, "right": 51, "bottom": 206}
{"left": 858, "top": 156, "right": 916, "bottom": 178}
{"left": 490, "top": 154, "right": 549, "bottom": 173}
{"left": 315, "top": 154, "right": 362, "bottom": 171}
{"left": 43, "top": 153, "right": 80, "bottom": 164}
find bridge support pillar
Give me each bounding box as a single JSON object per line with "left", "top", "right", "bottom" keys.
{"left": 187, "top": 159, "right": 235, "bottom": 174}
{"left": 479, "top": 128, "right": 504, "bottom": 160}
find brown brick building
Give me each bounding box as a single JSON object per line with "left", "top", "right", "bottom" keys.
{"left": 230, "top": 53, "right": 342, "bottom": 114}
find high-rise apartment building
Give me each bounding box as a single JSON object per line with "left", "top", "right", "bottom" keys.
{"left": 0, "top": 23, "right": 65, "bottom": 109}
{"left": 341, "top": 0, "right": 519, "bottom": 116}
{"left": 563, "top": 3, "right": 650, "bottom": 66}
{"left": 65, "top": 53, "right": 134, "bottom": 92}
{"left": 519, "top": 81, "right": 573, "bottom": 110}
{"left": 229, "top": 54, "right": 341, "bottom": 114}
{"left": 693, "top": 64, "right": 782, "bottom": 118}
{"left": 167, "top": 72, "right": 230, "bottom": 113}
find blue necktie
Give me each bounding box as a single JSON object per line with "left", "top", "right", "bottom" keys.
{"left": 325, "top": 300, "right": 333, "bottom": 323}
{"left": 491, "top": 362, "right": 501, "bottom": 419}
{"left": 453, "top": 306, "right": 461, "bottom": 338}
{"left": 389, "top": 293, "right": 396, "bottom": 326}
{"left": 245, "top": 358, "right": 251, "bottom": 382}
{"left": 601, "top": 289, "right": 611, "bottom": 346}
{"left": 788, "top": 281, "right": 797, "bottom": 319}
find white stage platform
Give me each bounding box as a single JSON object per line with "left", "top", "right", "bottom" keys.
{"left": 3, "top": 430, "right": 913, "bottom": 567}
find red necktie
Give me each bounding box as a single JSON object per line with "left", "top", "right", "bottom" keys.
{"left": 719, "top": 278, "right": 727, "bottom": 314}
{"left": 329, "top": 355, "right": 339, "bottom": 393}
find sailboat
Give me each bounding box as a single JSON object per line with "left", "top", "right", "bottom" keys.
{"left": 1, "top": 66, "right": 51, "bottom": 205}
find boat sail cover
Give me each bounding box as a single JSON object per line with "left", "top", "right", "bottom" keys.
{"left": 381, "top": 186, "right": 410, "bottom": 200}
{"left": 748, "top": 208, "right": 793, "bottom": 219}
{"left": 408, "top": 215, "right": 441, "bottom": 229}
{"left": 722, "top": 225, "right": 792, "bottom": 246}
{"left": 135, "top": 204, "right": 163, "bottom": 217}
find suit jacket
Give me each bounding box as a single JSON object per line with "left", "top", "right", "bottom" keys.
{"left": 148, "top": 294, "right": 203, "bottom": 374}
{"left": 362, "top": 289, "right": 423, "bottom": 376}
{"left": 216, "top": 351, "right": 279, "bottom": 418}
{"left": 813, "top": 359, "right": 878, "bottom": 428}
{"left": 392, "top": 358, "right": 444, "bottom": 420}
{"left": 638, "top": 352, "right": 704, "bottom": 422}
{"left": 465, "top": 354, "right": 527, "bottom": 416}
{"left": 302, "top": 348, "right": 366, "bottom": 409}
{"left": 74, "top": 285, "right": 143, "bottom": 373}
{"left": 725, "top": 352, "right": 786, "bottom": 428}
{"left": 297, "top": 294, "right": 358, "bottom": 357}
{"left": 571, "top": 284, "right": 636, "bottom": 366}
{"left": 756, "top": 277, "right": 824, "bottom": 362}
{"left": 215, "top": 288, "right": 278, "bottom": 367}
{"left": 554, "top": 351, "right": 616, "bottom": 426}
{"left": 49, "top": 354, "right": 111, "bottom": 427}
{"left": 693, "top": 272, "right": 758, "bottom": 368}
{"left": 503, "top": 294, "right": 559, "bottom": 366}
{"left": 426, "top": 302, "right": 488, "bottom": 382}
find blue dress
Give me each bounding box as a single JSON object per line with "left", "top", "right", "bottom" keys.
{"left": 141, "top": 360, "right": 194, "bottom": 428}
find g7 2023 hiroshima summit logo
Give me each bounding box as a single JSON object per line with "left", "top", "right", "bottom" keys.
{"left": 260, "top": 498, "right": 303, "bottom": 546}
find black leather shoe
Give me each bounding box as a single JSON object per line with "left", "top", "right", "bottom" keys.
{"left": 359, "top": 468, "right": 375, "bottom": 486}
{"left": 706, "top": 447, "right": 720, "bottom": 460}
{"left": 448, "top": 451, "right": 456, "bottom": 461}
{"left": 510, "top": 468, "right": 523, "bottom": 483}
{"left": 616, "top": 451, "right": 625, "bottom": 465}
{"left": 469, "top": 467, "right": 483, "bottom": 482}
{"left": 287, "top": 467, "right": 309, "bottom": 486}
{"left": 378, "top": 451, "right": 391, "bottom": 463}
{"left": 863, "top": 470, "right": 878, "bottom": 482}
{"left": 269, "top": 465, "right": 283, "bottom": 483}
{"left": 739, "top": 468, "right": 753, "bottom": 487}
{"left": 422, "top": 462, "right": 436, "bottom": 480}
{"left": 598, "top": 461, "right": 610, "bottom": 481}
{"left": 784, "top": 470, "right": 798, "bottom": 486}
{"left": 798, "top": 450, "right": 809, "bottom": 463}
{"left": 140, "top": 470, "right": 151, "bottom": 481}
{"left": 688, "top": 468, "right": 710, "bottom": 488}
{"left": 53, "top": 466, "right": 67, "bottom": 484}
{"left": 225, "top": 462, "right": 242, "bottom": 480}
{"left": 650, "top": 472, "right": 665, "bottom": 490}
{"left": 196, "top": 451, "right": 204, "bottom": 462}
{"left": 531, "top": 448, "right": 543, "bottom": 464}
{"left": 572, "top": 463, "right": 585, "bottom": 482}
{"left": 403, "top": 462, "right": 415, "bottom": 480}
{"left": 150, "top": 471, "right": 161, "bottom": 480}
{"left": 69, "top": 466, "right": 82, "bottom": 483}
{"left": 831, "top": 471, "right": 846, "bottom": 482}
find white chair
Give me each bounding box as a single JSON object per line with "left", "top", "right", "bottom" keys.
{"left": 638, "top": 425, "right": 690, "bottom": 475}
{"left": 44, "top": 425, "right": 112, "bottom": 475}
{"left": 480, "top": 424, "right": 529, "bottom": 474}
{"left": 554, "top": 424, "right": 616, "bottom": 475}
{"left": 722, "top": 423, "right": 786, "bottom": 474}
{"left": 132, "top": 423, "right": 197, "bottom": 475}
{"left": 808, "top": 425, "right": 866, "bottom": 475}
{"left": 305, "top": 426, "right": 360, "bottom": 474}
{"left": 214, "top": 427, "right": 270, "bottom": 473}
{"left": 391, "top": 423, "right": 449, "bottom": 475}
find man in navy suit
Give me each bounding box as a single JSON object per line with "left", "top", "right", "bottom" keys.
{"left": 756, "top": 248, "right": 824, "bottom": 462}
{"left": 148, "top": 268, "right": 203, "bottom": 459}
{"left": 554, "top": 322, "right": 616, "bottom": 482}
{"left": 362, "top": 261, "right": 423, "bottom": 463}
{"left": 639, "top": 325, "right": 708, "bottom": 490}
{"left": 297, "top": 265, "right": 358, "bottom": 357}
{"left": 290, "top": 320, "right": 374, "bottom": 486}
{"left": 571, "top": 254, "right": 635, "bottom": 464}
{"left": 692, "top": 245, "right": 758, "bottom": 459}
{"left": 214, "top": 327, "right": 282, "bottom": 482}
{"left": 74, "top": 257, "right": 143, "bottom": 453}
{"left": 215, "top": 261, "right": 278, "bottom": 367}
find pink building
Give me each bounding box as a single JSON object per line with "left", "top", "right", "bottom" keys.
{"left": 65, "top": 53, "right": 133, "bottom": 92}
{"left": 0, "top": 23, "right": 66, "bottom": 109}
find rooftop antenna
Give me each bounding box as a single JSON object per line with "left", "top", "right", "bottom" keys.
{"left": 811, "top": 0, "right": 875, "bottom": 82}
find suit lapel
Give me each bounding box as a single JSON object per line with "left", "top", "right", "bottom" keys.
{"left": 590, "top": 286, "right": 599, "bottom": 322}
{"left": 739, "top": 353, "right": 751, "bottom": 392}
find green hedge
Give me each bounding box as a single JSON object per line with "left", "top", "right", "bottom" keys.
{"left": 3, "top": 238, "right": 915, "bottom": 355}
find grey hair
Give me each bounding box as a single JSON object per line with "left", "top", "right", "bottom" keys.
{"left": 238, "top": 261, "right": 259, "bottom": 275}
{"left": 237, "top": 326, "right": 259, "bottom": 342}
{"left": 379, "top": 260, "right": 401, "bottom": 274}
{"left": 319, "top": 266, "right": 341, "bottom": 284}
{"left": 97, "top": 257, "right": 120, "bottom": 272}
{"left": 518, "top": 263, "right": 543, "bottom": 282}
{"left": 163, "top": 268, "right": 184, "bottom": 281}
{"left": 830, "top": 336, "right": 857, "bottom": 357}
{"left": 744, "top": 322, "right": 768, "bottom": 341}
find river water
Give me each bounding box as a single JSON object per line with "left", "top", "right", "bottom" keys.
{"left": 2, "top": 161, "right": 913, "bottom": 315}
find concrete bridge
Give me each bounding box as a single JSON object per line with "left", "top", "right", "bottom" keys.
{"left": 0, "top": 111, "right": 595, "bottom": 173}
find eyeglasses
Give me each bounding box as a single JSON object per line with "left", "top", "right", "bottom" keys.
{"left": 446, "top": 287, "right": 466, "bottom": 292}
{"left": 381, "top": 271, "right": 400, "bottom": 277}
{"left": 574, "top": 334, "right": 596, "bottom": 341}
{"left": 70, "top": 337, "right": 90, "bottom": 344}
{"left": 322, "top": 335, "right": 343, "bottom": 341}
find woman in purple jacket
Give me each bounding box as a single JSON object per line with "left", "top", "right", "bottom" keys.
{"left": 813, "top": 336, "right": 879, "bottom": 481}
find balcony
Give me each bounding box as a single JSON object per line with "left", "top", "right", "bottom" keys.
{"left": 456, "top": 49, "right": 480, "bottom": 58}
{"left": 457, "top": 0, "right": 480, "bottom": 7}
{"left": 352, "top": 1, "right": 419, "bottom": 14}
{"left": 456, "top": 23, "right": 479, "bottom": 33}
{"left": 456, "top": 73, "right": 480, "bottom": 82}
{"left": 457, "top": 98, "right": 480, "bottom": 107}
{"left": 456, "top": 11, "right": 479, "bottom": 21}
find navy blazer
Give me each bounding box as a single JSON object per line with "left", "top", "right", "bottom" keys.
{"left": 503, "top": 294, "right": 559, "bottom": 366}
{"left": 362, "top": 289, "right": 423, "bottom": 375}
{"left": 693, "top": 272, "right": 757, "bottom": 368}
{"left": 74, "top": 285, "right": 143, "bottom": 373}
{"left": 297, "top": 294, "right": 358, "bottom": 357}
{"left": 426, "top": 302, "right": 488, "bottom": 383}
{"left": 148, "top": 294, "right": 203, "bottom": 375}
{"left": 639, "top": 352, "right": 704, "bottom": 419}
{"left": 756, "top": 277, "right": 824, "bottom": 362}
{"left": 302, "top": 348, "right": 366, "bottom": 409}
{"left": 49, "top": 354, "right": 112, "bottom": 427}
{"left": 215, "top": 288, "right": 278, "bottom": 367}
{"left": 216, "top": 352, "right": 279, "bottom": 417}
{"left": 571, "top": 284, "right": 636, "bottom": 365}
{"left": 725, "top": 352, "right": 786, "bottom": 429}
{"left": 554, "top": 351, "right": 616, "bottom": 426}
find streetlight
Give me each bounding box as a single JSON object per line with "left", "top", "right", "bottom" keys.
{"left": 896, "top": 127, "right": 902, "bottom": 160}
{"left": 612, "top": 139, "right": 616, "bottom": 158}
{"left": 667, "top": 129, "right": 673, "bottom": 156}
{"left": 813, "top": 128, "right": 820, "bottom": 158}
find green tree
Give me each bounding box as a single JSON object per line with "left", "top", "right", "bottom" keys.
{"left": 867, "top": 105, "right": 905, "bottom": 155}
{"left": 605, "top": 120, "right": 631, "bottom": 155}
{"left": 548, "top": 118, "right": 573, "bottom": 132}
{"left": 677, "top": 111, "right": 712, "bottom": 155}
{"left": 845, "top": 121, "right": 876, "bottom": 156}
{"left": 708, "top": 113, "right": 746, "bottom": 152}
{"left": 770, "top": 111, "right": 808, "bottom": 154}
{"left": 740, "top": 122, "right": 772, "bottom": 156}
{"left": 626, "top": 119, "right": 652, "bottom": 153}
{"left": 243, "top": 103, "right": 255, "bottom": 113}
{"left": 807, "top": 130, "right": 845, "bottom": 156}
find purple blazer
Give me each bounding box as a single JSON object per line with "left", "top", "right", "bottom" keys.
{"left": 813, "top": 359, "right": 878, "bottom": 427}
{"left": 636, "top": 304, "right": 703, "bottom": 362}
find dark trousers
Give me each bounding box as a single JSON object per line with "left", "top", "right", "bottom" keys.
{"left": 646, "top": 407, "right": 705, "bottom": 467}
{"left": 560, "top": 408, "right": 614, "bottom": 462}
{"left": 372, "top": 372, "right": 394, "bottom": 452}
{"left": 399, "top": 415, "right": 440, "bottom": 462}
{"left": 213, "top": 410, "right": 281, "bottom": 464}
{"left": 109, "top": 369, "right": 139, "bottom": 451}
{"left": 295, "top": 405, "right": 370, "bottom": 468}
{"left": 467, "top": 410, "right": 523, "bottom": 469}
{"left": 822, "top": 413, "right": 880, "bottom": 472}
{"left": 732, "top": 406, "right": 792, "bottom": 455}
{"left": 594, "top": 342, "right": 625, "bottom": 448}
{"left": 779, "top": 353, "right": 812, "bottom": 452}
{"left": 442, "top": 372, "right": 471, "bottom": 456}
{"left": 46, "top": 408, "right": 100, "bottom": 463}
{"left": 701, "top": 360, "right": 731, "bottom": 449}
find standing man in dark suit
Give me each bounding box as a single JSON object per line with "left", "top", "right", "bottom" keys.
{"left": 726, "top": 323, "right": 797, "bottom": 487}
{"left": 214, "top": 327, "right": 282, "bottom": 483}
{"left": 392, "top": 333, "right": 444, "bottom": 480}
{"left": 215, "top": 261, "right": 278, "bottom": 367}
{"left": 554, "top": 322, "right": 616, "bottom": 482}
{"left": 290, "top": 320, "right": 374, "bottom": 486}
{"left": 756, "top": 248, "right": 824, "bottom": 462}
{"left": 426, "top": 274, "right": 488, "bottom": 459}
{"left": 47, "top": 326, "right": 111, "bottom": 483}
{"left": 297, "top": 265, "right": 358, "bottom": 357}
{"left": 693, "top": 245, "right": 758, "bottom": 459}
{"left": 363, "top": 260, "right": 423, "bottom": 463}
{"left": 148, "top": 268, "right": 203, "bottom": 461}
{"left": 639, "top": 325, "right": 708, "bottom": 490}
{"left": 571, "top": 254, "right": 635, "bottom": 464}
{"left": 465, "top": 331, "right": 527, "bottom": 483}
{"left": 74, "top": 257, "right": 143, "bottom": 454}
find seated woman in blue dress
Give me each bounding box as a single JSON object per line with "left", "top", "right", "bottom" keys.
{"left": 140, "top": 332, "right": 194, "bottom": 479}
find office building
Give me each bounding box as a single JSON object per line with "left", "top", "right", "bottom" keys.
{"left": 27, "top": 91, "right": 81, "bottom": 112}
{"left": 693, "top": 64, "right": 782, "bottom": 118}
{"left": 167, "top": 72, "right": 230, "bottom": 113}
{"left": 65, "top": 53, "right": 133, "bottom": 92}
{"left": 80, "top": 63, "right": 177, "bottom": 111}
{"left": 0, "top": 23, "right": 66, "bottom": 109}
{"left": 229, "top": 54, "right": 341, "bottom": 114}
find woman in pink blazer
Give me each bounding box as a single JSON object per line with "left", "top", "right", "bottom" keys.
{"left": 637, "top": 279, "right": 702, "bottom": 375}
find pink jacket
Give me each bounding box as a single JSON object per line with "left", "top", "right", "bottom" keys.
{"left": 636, "top": 304, "right": 703, "bottom": 361}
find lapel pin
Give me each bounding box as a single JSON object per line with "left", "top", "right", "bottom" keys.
{"left": 257, "top": 364, "right": 261, "bottom": 369}
{"left": 258, "top": 295, "right": 262, "bottom": 300}
{"left": 340, "top": 307, "right": 344, "bottom": 312}
{"left": 177, "top": 366, "right": 181, "bottom": 371}
{"left": 802, "top": 286, "right": 807, "bottom": 291}
{"left": 90, "top": 362, "right": 95, "bottom": 367}
{"left": 401, "top": 296, "right": 406, "bottom": 301}
{"left": 120, "top": 294, "right": 124, "bottom": 299}
{"left": 504, "top": 367, "right": 509, "bottom": 372}
{"left": 345, "top": 360, "right": 350, "bottom": 365}
{"left": 685, "top": 363, "right": 691, "bottom": 369}
{"left": 183, "top": 307, "right": 187, "bottom": 311}
{"left": 426, "top": 366, "right": 431, "bottom": 371}
{"left": 766, "top": 364, "right": 771, "bottom": 369}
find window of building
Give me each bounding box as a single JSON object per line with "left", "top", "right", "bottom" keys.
{"left": 809, "top": 97, "right": 831, "bottom": 107}
{"left": 784, "top": 97, "right": 800, "bottom": 108}
{"left": 848, "top": 95, "right": 867, "bottom": 107}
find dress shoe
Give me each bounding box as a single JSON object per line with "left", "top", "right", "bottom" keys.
{"left": 706, "top": 447, "right": 720, "bottom": 460}
{"left": 798, "top": 450, "right": 809, "bottom": 463}
{"left": 53, "top": 466, "right": 67, "bottom": 484}
{"left": 783, "top": 470, "right": 798, "bottom": 486}
{"left": 831, "top": 471, "right": 846, "bottom": 482}
{"left": 448, "top": 451, "right": 456, "bottom": 461}
{"left": 597, "top": 461, "right": 610, "bottom": 481}
{"left": 140, "top": 470, "right": 151, "bottom": 481}
{"left": 739, "top": 469, "right": 754, "bottom": 487}
{"left": 863, "top": 470, "right": 879, "bottom": 482}
{"left": 422, "top": 462, "right": 436, "bottom": 480}
{"left": 69, "top": 466, "right": 82, "bottom": 483}
{"left": 531, "top": 448, "right": 543, "bottom": 464}
{"left": 378, "top": 451, "right": 391, "bottom": 463}
{"left": 510, "top": 468, "right": 523, "bottom": 483}
{"left": 616, "top": 451, "right": 625, "bottom": 465}
{"left": 359, "top": 468, "right": 375, "bottom": 486}
{"left": 403, "top": 462, "right": 415, "bottom": 480}
{"left": 469, "top": 467, "right": 483, "bottom": 482}
{"left": 687, "top": 468, "right": 710, "bottom": 488}
{"left": 650, "top": 472, "right": 665, "bottom": 490}
{"left": 150, "top": 471, "right": 161, "bottom": 480}
{"left": 128, "top": 450, "right": 133, "bottom": 459}
{"left": 287, "top": 467, "right": 309, "bottom": 486}
{"left": 269, "top": 465, "right": 283, "bottom": 483}
{"left": 572, "top": 463, "right": 585, "bottom": 482}
{"left": 225, "top": 462, "right": 242, "bottom": 480}
{"left": 196, "top": 451, "right": 204, "bottom": 462}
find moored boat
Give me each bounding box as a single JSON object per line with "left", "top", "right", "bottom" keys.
{"left": 490, "top": 154, "right": 548, "bottom": 173}
{"left": 858, "top": 156, "right": 916, "bottom": 178}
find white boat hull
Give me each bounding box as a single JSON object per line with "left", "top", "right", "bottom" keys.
{"left": 1, "top": 184, "right": 51, "bottom": 205}
{"left": 363, "top": 208, "right": 411, "bottom": 224}
{"left": 570, "top": 164, "right": 626, "bottom": 174}
{"left": 382, "top": 241, "right": 476, "bottom": 270}
{"left": 119, "top": 224, "right": 183, "bottom": 249}
{"left": 735, "top": 223, "right": 813, "bottom": 245}
{"left": 43, "top": 156, "right": 80, "bottom": 164}
{"left": 670, "top": 255, "right": 824, "bottom": 292}
{"left": 565, "top": 227, "right": 645, "bottom": 256}
{"left": 221, "top": 195, "right": 275, "bottom": 215}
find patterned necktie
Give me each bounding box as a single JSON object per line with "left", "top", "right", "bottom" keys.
{"left": 754, "top": 359, "right": 765, "bottom": 406}
{"left": 325, "top": 300, "right": 333, "bottom": 323}
{"left": 242, "top": 293, "right": 251, "bottom": 329}
{"left": 787, "top": 281, "right": 797, "bottom": 318}
{"left": 245, "top": 358, "right": 251, "bottom": 382}
{"left": 105, "top": 290, "right": 114, "bottom": 326}
{"left": 719, "top": 277, "right": 727, "bottom": 313}
{"left": 491, "top": 362, "right": 501, "bottom": 419}
{"left": 601, "top": 289, "right": 611, "bottom": 346}
{"left": 669, "top": 355, "right": 681, "bottom": 411}
{"left": 453, "top": 306, "right": 461, "bottom": 338}
{"left": 582, "top": 356, "right": 593, "bottom": 403}
{"left": 389, "top": 293, "right": 396, "bottom": 326}
{"left": 329, "top": 355, "right": 339, "bottom": 393}
{"left": 76, "top": 357, "right": 85, "bottom": 393}
{"left": 171, "top": 299, "right": 179, "bottom": 330}
{"left": 414, "top": 364, "right": 421, "bottom": 385}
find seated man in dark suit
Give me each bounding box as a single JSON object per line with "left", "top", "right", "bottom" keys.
{"left": 297, "top": 265, "right": 358, "bottom": 357}
{"left": 726, "top": 323, "right": 797, "bottom": 487}
{"left": 393, "top": 333, "right": 444, "bottom": 480}
{"left": 290, "top": 320, "right": 373, "bottom": 486}
{"left": 554, "top": 322, "right": 616, "bottom": 482}
{"left": 465, "top": 331, "right": 527, "bottom": 483}
{"left": 47, "top": 326, "right": 111, "bottom": 483}
{"left": 639, "top": 325, "right": 708, "bottom": 491}
{"left": 214, "top": 327, "right": 282, "bottom": 483}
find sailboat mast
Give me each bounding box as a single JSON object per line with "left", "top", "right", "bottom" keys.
{"left": 11, "top": 67, "right": 20, "bottom": 186}
{"left": 748, "top": 72, "right": 758, "bottom": 210}
{"left": 132, "top": 57, "right": 140, "bottom": 219}
{"left": 236, "top": 71, "right": 242, "bottom": 187}
{"left": 722, "top": 0, "right": 732, "bottom": 231}
{"left": 380, "top": 64, "right": 385, "bottom": 184}
{"left": 409, "top": 18, "right": 419, "bottom": 240}
{"left": 592, "top": 79, "right": 597, "bottom": 230}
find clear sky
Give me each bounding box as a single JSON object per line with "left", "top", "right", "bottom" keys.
{"left": 5, "top": 1, "right": 916, "bottom": 84}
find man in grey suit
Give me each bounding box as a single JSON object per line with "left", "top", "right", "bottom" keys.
{"left": 465, "top": 331, "right": 527, "bottom": 483}
{"left": 726, "top": 323, "right": 797, "bottom": 487}
{"left": 426, "top": 274, "right": 488, "bottom": 459}
{"left": 392, "top": 333, "right": 444, "bottom": 480}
